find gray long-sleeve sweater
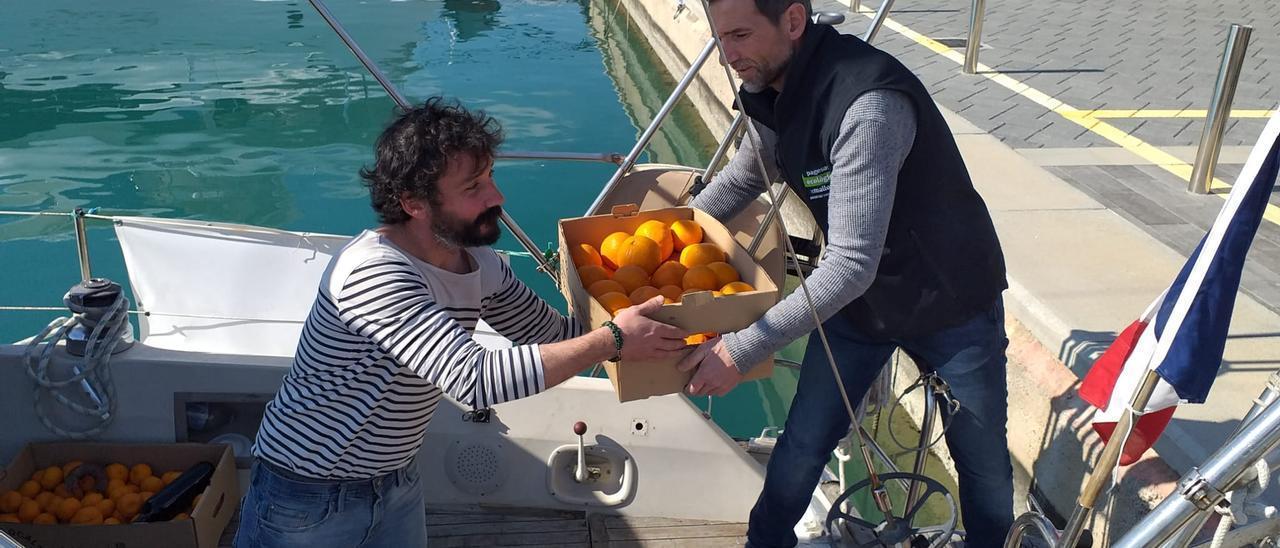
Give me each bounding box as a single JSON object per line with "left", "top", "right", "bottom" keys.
{"left": 690, "top": 89, "right": 917, "bottom": 372}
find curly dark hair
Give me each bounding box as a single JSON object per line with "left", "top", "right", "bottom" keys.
{"left": 360, "top": 97, "right": 504, "bottom": 225}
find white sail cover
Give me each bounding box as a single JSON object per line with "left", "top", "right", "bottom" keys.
{"left": 114, "top": 217, "right": 509, "bottom": 357}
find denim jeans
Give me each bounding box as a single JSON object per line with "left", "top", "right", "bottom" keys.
{"left": 747, "top": 298, "right": 1014, "bottom": 548}
{"left": 233, "top": 458, "right": 427, "bottom": 548}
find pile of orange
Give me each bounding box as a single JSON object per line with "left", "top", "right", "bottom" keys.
{"left": 571, "top": 219, "right": 756, "bottom": 317}
{"left": 0, "top": 461, "right": 203, "bottom": 525}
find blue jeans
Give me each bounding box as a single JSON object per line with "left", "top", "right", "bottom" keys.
{"left": 747, "top": 299, "right": 1014, "bottom": 548}
{"left": 233, "top": 458, "right": 427, "bottom": 548}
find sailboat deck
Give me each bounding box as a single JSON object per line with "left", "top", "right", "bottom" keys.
{"left": 218, "top": 504, "right": 749, "bottom": 547}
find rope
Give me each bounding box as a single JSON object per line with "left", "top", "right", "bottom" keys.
{"left": 1210, "top": 459, "right": 1276, "bottom": 548}
{"left": 22, "top": 292, "right": 128, "bottom": 439}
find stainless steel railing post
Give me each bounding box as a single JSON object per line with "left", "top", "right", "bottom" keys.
{"left": 963, "top": 0, "right": 986, "bottom": 74}
{"left": 585, "top": 38, "right": 719, "bottom": 216}
{"left": 1189, "top": 24, "right": 1253, "bottom": 194}
{"left": 861, "top": 0, "right": 895, "bottom": 44}
{"left": 700, "top": 113, "right": 746, "bottom": 187}
{"left": 73, "top": 207, "right": 92, "bottom": 282}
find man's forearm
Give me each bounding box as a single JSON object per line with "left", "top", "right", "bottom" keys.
{"left": 538, "top": 327, "right": 616, "bottom": 388}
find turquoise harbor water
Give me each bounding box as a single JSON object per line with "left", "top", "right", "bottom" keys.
{"left": 1, "top": 0, "right": 680, "bottom": 336}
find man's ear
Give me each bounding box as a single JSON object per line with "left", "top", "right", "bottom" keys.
{"left": 783, "top": 3, "right": 807, "bottom": 40}
{"left": 398, "top": 192, "right": 430, "bottom": 221}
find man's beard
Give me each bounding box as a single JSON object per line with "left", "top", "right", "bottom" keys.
{"left": 432, "top": 205, "right": 503, "bottom": 248}
{"left": 738, "top": 54, "right": 790, "bottom": 89}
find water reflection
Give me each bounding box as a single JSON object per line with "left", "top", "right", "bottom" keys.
{"left": 442, "top": 0, "right": 502, "bottom": 42}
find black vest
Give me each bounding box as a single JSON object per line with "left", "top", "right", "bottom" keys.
{"left": 738, "top": 23, "right": 1007, "bottom": 340}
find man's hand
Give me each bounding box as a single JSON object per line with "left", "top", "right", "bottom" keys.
{"left": 677, "top": 337, "right": 744, "bottom": 397}
{"left": 612, "top": 296, "right": 690, "bottom": 362}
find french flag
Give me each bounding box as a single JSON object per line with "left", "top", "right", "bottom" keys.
{"left": 1080, "top": 109, "right": 1280, "bottom": 466}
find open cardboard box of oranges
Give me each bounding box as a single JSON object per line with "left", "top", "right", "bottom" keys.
{"left": 559, "top": 204, "right": 778, "bottom": 401}
{"left": 0, "top": 442, "right": 238, "bottom": 548}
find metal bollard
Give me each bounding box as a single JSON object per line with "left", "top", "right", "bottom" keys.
{"left": 963, "top": 0, "right": 986, "bottom": 74}
{"left": 1189, "top": 24, "right": 1253, "bottom": 194}
{"left": 849, "top": 0, "right": 860, "bottom": 13}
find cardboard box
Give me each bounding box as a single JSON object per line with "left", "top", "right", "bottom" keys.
{"left": 559, "top": 205, "right": 779, "bottom": 401}
{"left": 0, "top": 442, "right": 239, "bottom": 548}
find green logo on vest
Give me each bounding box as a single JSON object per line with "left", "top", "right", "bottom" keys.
{"left": 802, "top": 165, "right": 831, "bottom": 199}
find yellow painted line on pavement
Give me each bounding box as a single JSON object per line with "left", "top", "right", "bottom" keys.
{"left": 858, "top": 12, "right": 1280, "bottom": 224}
{"left": 1083, "top": 109, "right": 1277, "bottom": 119}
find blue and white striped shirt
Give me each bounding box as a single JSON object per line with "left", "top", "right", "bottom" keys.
{"left": 254, "top": 230, "right": 580, "bottom": 479}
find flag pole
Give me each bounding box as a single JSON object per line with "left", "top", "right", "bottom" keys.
{"left": 1057, "top": 369, "right": 1163, "bottom": 547}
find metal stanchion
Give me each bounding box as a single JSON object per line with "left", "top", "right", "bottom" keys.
{"left": 850, "top": 0, "right": 861, "bottom": 13}
{"left": 1189, "top": 24, "right": 1253, "bottom": 194}
{"left": 861, "top": 0, "right": 895, "bottom": 44}
{"left": 963, "top": 0, "right": 986, "bottom": 74}
{"left": 73, "top": 207, "right": 92, "bottom": 282}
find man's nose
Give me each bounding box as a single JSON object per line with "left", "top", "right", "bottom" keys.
{"left": 487, "top": 181, "right": 505, "bottom": 208}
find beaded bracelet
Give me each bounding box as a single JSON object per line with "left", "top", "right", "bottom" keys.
{"left": 601, "top": 320, "right": 623, "bottom": 362}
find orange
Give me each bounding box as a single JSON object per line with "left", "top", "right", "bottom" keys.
{"left": 17, "top": 500, "right": 39, "bottom": 523}
{"left": 0, "top": 514, "right": 17, "bottom": 524}
{"left": 721, "top": 281, "right": 755, "bottom": 294}
{"left": 0, "top": 491, "right": 20, "bottom": 513}
{"left": 116, "top": 493, "right": 142, "bottom": 520}
{"left": 705, "top": 261, "right": 740, "bottom": 287}
{"left": 577, "top": 264, "right": 611, "bottom": 289}
{"left": 33, "top": 512, "right": 56, "bottom": 525}
{"left": 53, "top": 484, "right": 70, "bottom": 498}
{"left": 629, "top": 286, "right": 662, "bottom": 305}
{"left": 651, "top": 261, "right": 688, "bottom": 288}
{"left": 62, "top": 461, "right": 83, "bottom": 476}
{"left": 81, "top": 493, "right": 104, "bottom": 507}
{"left": 161, "top": 471, "right": 182, "bottom": 486}
{"left": 140, "top": 476, "right": 164, "bottom": 493}
{"left": 140, "top": 491, "right": 154, "bottom": 502}
{"left": 569, "top": 243, "right": 603, "bottom": 268}
{"left": 611, "top": 265, "right": 651, "bottom": 294}
{"left": 125, "top": 485, "right": 139, "bottom": 495}
{"left": 658, "top": 285, "right": 684, "bottom": 304}
{"left": 54, "top": 497, "right": 81, "bottom": 522}
{"left": 96, "top": 499, "right": 115, "bottom": 518}
{"left": 670, "top": 219, "right": 703, "bottom": 250}
{"left": 129, "top": 464, "right": 152, "bottom": 486}
{"left": 106, "top": 479, "right": 127, "bottom": 500}
{"left": 70, "top": 506, "right": 104, "bottom": 525}
{"left": 614, "top": 235, "right": 662, "bottom": 274}
{"left": 103, "top": 517, "right": 121, "bottom": 525}
{"left": 587, "top": 279, "right": 626, "bottom": 299}
{"left": 18, "top": 481, "right": 40, "bottom": 499}
{"left": 682, "top": 265, "right": 719, "bottom": 292}
{"left": 599, "top": 231, "right": 631, "bottom": 269}
{"left": 678, "top": 243, "right": 725, "bottom": 268}
{"left": 29, "top": 469, "right": 43, "bottom": 484}
{"left": 634, "top": 220, "right": 674, "bottom": 261}
{"left": 34, "top": 492, "right": 55, "bottom": 512}
{"left": 105, "top": 463, "right": 128, "bottom": 482}
{"left": 596, "top": 292, "right": 632, "bottom": 316}
{"left": 172, "top": 513, "right": 190, "bottom": 521}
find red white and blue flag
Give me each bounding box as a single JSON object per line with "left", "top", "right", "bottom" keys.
{"left": 1080, "top": 110, "right": 1280, "bottom": 466}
